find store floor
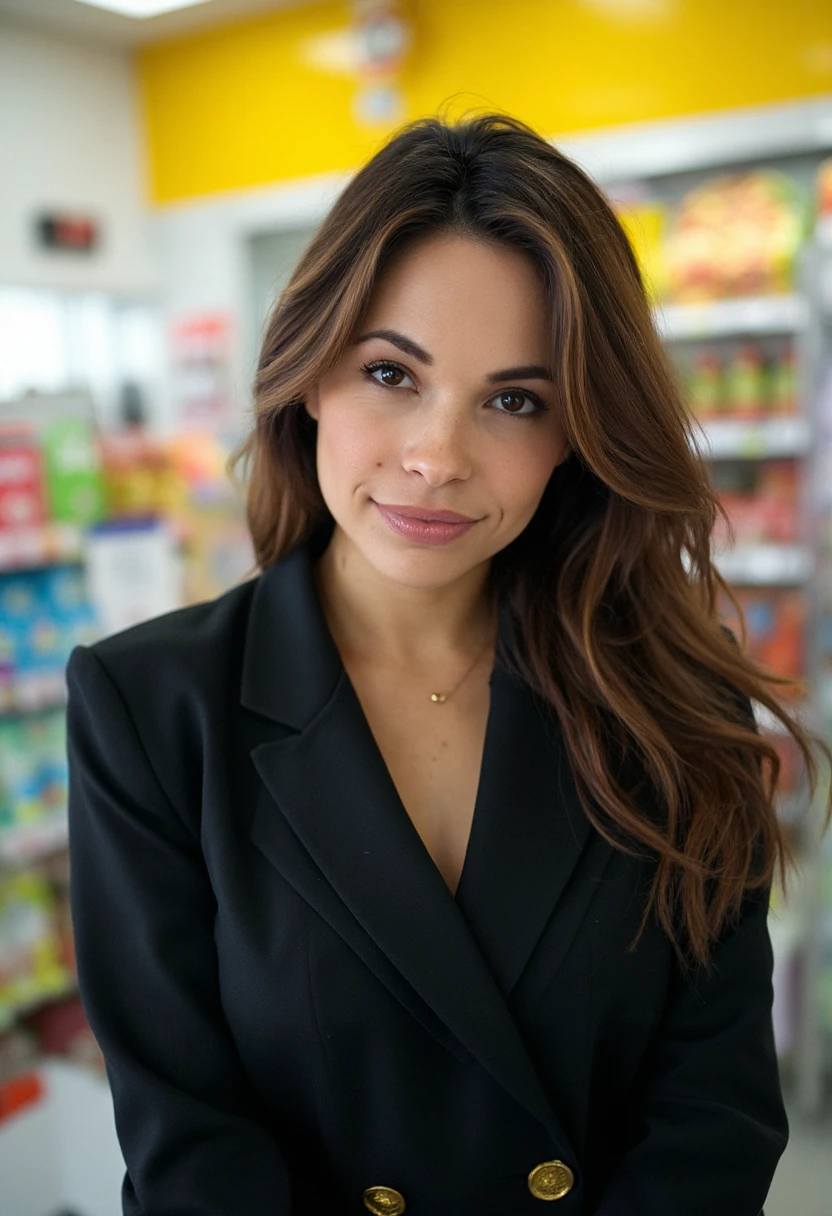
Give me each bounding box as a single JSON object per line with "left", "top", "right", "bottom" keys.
{"left": 766, "top": 1085, "right": 832, "bottom": 1214}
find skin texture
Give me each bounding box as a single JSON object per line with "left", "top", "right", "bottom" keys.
{"left": 305, "top": 231, "right": 571, "bottom": 676}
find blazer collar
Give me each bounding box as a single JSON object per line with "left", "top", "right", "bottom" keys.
{"left": 240, "top": 536, "right": 343, "bottom": 731}
{"left": 240, "top": 538, "right": 612, "bottom": 1150}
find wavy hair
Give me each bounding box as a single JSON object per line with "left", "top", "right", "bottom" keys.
{"left": 228, "top": 110, "right": 832, "bottom": 972}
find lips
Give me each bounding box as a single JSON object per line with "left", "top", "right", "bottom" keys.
{"left": 372, "top": 502, "right": 478, "bottom": 524}
{"left": 372, "top": 502, "right": 480, "bottom": 547}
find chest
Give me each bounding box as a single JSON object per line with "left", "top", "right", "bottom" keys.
{"left": 343, "top": 662, "right": 492, "bottom": 897}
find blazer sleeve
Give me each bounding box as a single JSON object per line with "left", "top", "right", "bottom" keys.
{"left": 595, "top": 676, "right": 789, "bottom": 1216}
{"left": 594, "top": 877, "right": 788, "bottom": 1216}
{"left": 65, "top": 644, "right": 293, "bottom": 1216}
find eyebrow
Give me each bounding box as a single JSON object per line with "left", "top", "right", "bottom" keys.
{"left": 354, "top": 328, "right": 553, "bottom": 382}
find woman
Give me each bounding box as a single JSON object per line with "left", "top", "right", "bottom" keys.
{"left": 66, "top": 112, "right": 832, "bottom": 1216}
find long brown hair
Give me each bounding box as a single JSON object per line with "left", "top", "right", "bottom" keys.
{"left": 228, "top": 110, "right": 832, "bottom": 973}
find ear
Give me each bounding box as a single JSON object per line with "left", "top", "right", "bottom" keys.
{"left": 303, "top": 387, "right": 320, "bottom": 422}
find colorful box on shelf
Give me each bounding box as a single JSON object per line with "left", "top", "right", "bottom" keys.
{"left": 0, "top": 415, "right": 106, "bottom": 521}
{"left": 660, "top": 170, "right": 810, "bottom": 306}
{"left": 722, "top": 587, "right": 806, "bottom": 681}
{"left": 40, "top": 418, "right": 107, "bottom": 527}
{"left": 0, "top": 870, "right": 73, "bottom": 1032}
{"left": 712, "top": 460, "right": 801, "bottom": 549}
{"left": 0, "top": 566, "right": 99, "bottom": 712}
{"left": 684, "top": 342, "right": 799, "bottom": 420}
{"left": 0, "top": 430, "right": 49, "bottom": 531}
{"left": 0, "top": 710, "right": 68, "bottom": 850}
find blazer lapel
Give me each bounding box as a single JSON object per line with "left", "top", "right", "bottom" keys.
{"left": 241, "top": 538, "right": 608, "bottom": 1147}
{"left": 452, "top": 660, "right": 611, "bottom": 1000}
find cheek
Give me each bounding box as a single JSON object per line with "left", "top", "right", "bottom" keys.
{"left": 316, "top": 400, "right": 386, "bottom": 484}
{"left": 492, "top": 430, "right": 564, "bottom": 508}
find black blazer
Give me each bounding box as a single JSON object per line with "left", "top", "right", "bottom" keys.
{"left": 66, "top": 537, "right": 789, "bottom": 1216}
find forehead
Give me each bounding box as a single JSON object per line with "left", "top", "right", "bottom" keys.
{"left": 359, "top": 232, "right": 551, "bottom": 357}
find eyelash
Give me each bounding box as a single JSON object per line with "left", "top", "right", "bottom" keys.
{"left": 359, "top": 359, "right": 549, "bottom": 419}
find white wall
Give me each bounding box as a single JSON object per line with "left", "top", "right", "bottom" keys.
{"left": 0, "top": 21, "right": 158, "bottom": 296}
{"left": 150, "top": 173, "right": 346, "bottom": 426}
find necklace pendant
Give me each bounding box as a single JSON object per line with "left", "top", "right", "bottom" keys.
{"left": 430, "top": 692, "right": 446, "bottom": 703}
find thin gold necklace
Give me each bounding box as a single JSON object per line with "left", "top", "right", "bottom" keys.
{"left": 430, "top": 630, "right": 495, "bottom": 703}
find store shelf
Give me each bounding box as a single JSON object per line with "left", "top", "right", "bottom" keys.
{"left": 654, "top": 294, "right": 809, "bottom": 340}
{"left": 0, "top": 809, "right": 68, "bottom": 867}
{"left": 0, "top": 977, "right": 78, "bottom": 1035}
{"left": 714, "top": 544, "right": 812, "bottom": 586}
{"left": 0, "top": 522, "right": 85, "bottom": 573}
{"left": 0, "top": 669, "right": 67, "bottom": 717}
{"left": 695, "top": 415, "right": 810, "bottom": 460}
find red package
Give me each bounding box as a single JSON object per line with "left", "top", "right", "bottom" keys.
{"left": 0, "top": 433, "right": 48, "bottom": 530}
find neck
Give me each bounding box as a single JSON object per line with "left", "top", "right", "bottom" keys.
{"left": 312, "top": 525, "right": 497, "bottom": 670}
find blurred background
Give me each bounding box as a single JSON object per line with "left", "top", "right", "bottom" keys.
{"left": 0, "top": 1, "right": 831, "bottom": 1213}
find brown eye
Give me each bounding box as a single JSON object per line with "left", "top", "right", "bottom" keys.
{"left": 497, "top": 391, "right": 525, "bottom": 413}
{"left": 362, "top": 360, "right": 414, "bottom": 389}
{"left": 490, "top": 389, "right": 546, "bottom": 418}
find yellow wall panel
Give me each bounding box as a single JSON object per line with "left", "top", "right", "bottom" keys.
{"left": 138, "top": 0, "right": 832, "bottom": 204}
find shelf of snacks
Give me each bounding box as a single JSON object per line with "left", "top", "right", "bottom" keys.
{"left": 615, "top": 157, "right": 832, "bottom": 1091}
{"left": 722, "top": 581, "right": 811, "bottom": 835}
{"left": 0, "top": 563, "right": 103, "bottom": 708}
{"left": 682, "top": 340, "right": 800, "bottom": 423}
{"left": 617, "top": 167, "right": 811, "bottom": 309}
{"left": 720, "top": 584, "right": 806, "bottom": 683}
{"left": 0, "top": 396, "right": 257, "bottom": 1062}
{"left": 95, "top": 424, "right": 256, "bottom": 611}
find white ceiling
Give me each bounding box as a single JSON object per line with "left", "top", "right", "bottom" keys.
{"left": 0, "top": 0, "right": 316, "bottom": 46}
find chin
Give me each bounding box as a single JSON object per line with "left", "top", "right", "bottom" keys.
{"left": 359, "top": 539, "right": 469, "bottom": 586}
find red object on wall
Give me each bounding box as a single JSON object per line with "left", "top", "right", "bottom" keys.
{"left": 36, "top": 213, "right": 99, "bottom": 253}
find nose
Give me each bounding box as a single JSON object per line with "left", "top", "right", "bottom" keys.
{"left": 399, "top": 400, "right": 474, "bottom": 486}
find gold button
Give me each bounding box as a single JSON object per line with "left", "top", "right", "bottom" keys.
{"left": 362, "top": 1185, "right": 406, "bottom": 1215}
{"left": 527, "top": 1160, "right": 575, "bottom": 1200}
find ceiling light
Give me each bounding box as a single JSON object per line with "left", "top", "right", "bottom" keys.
{"left": 71, "top": 0, "right": 212, "bottom": 18}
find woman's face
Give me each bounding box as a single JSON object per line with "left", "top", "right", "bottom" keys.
{"left": 304, "top": 231, "right": 571, "bottom": 590}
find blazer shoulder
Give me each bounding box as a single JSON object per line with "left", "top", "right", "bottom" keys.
{"left": 72, "top": 573, "right": 261, "bottom": 709}
{"left": 66, "top": 575, "right": 264, "bottom": 826}
{"left": 90, "top": 571, "right": 257, "bottom": 666}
